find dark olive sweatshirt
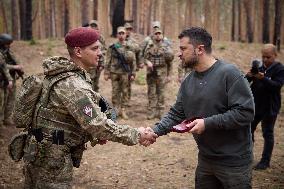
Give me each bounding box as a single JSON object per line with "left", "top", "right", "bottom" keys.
{"left": 153, "top": 60, "right": 255, "bottom": 166}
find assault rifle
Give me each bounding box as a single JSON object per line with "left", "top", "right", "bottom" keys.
{"left": 110, "top": 44, "right": 132, "bottom": 79}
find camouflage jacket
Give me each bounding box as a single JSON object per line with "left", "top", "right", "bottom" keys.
{"left": 105, "top": 41, "right": 136, "bottom": 75}
{"left": 0, "top": 49, "right": 13, "bottom": 85}
{"left": 178, "top": 61, "right": 192, "bottom": 79}
{"left": 35, "top": 56, "right": 139, "bottom": 146}
{"left": 0, "top": 48, "right": 21, "bottom": 80}
{"left": 144, "top": 40, "right": 174, "bottom": 75}
{"left": 139, "top": 35, "right": 171, "bottom": 64}
{"left": 126, "top": 35, "right": 141, "bottom": 69}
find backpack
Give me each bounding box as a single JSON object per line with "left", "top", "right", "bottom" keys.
{"left": 13, "top": 72, "right": 75, "bottom": 129}
{"left": 13, "top": 71, "right": 117, "bottom": 129}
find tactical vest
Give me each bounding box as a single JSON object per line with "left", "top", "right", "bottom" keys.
{"left": 33, "top": 71, "right": 89, "bottom": 147}
{"left": 146, "top": 41, "right": 167, "bottom": 67}
{"left": 0, "top": 48, "right": 17, "bottom": 79}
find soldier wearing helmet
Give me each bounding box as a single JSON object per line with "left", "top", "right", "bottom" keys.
{"left": 0, "top": 33, "right": 24, "bottom": 125}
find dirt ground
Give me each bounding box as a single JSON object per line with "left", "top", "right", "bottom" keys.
{"left": 0, "top": 36, "right": 284, "bottom": 189}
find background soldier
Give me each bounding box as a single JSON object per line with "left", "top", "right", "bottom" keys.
{"left": 20, "top": 27, "right": 157, "bottom": 188}
{"left": 104, "top": 27, "right": 136, "bottom": 119}
{"left": 177, "top": 60, "right": 192, "bottom": 83}
{"left": 144, "top": 29, "right": 174, "bottom": 119}
{"left": 124, "top": 23, "right": 141, "bottom": 106}
{"left": 0, "top": 34, "right": 13, "bottom": 127}
{"left": 86, "top": 20, "right": 107, "bottom": 92}
{"left": 0, "top": 33, "right": 23, "bottom": 125}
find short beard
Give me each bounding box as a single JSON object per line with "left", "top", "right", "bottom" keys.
{"left": 184, "top": 51, "right": 198, "bottom": 69}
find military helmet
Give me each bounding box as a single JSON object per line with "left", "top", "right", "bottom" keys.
{"left": 0, "top": 33, "right": 13, "bottom": 45}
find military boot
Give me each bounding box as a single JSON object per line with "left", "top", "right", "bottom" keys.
{"left": 155, "top": 109, "right": 164, "bottom": 119}
{"left": 121, "top": 108, "right": 129, "bottom": 120}
{"left": 147, "top": 109, "right": 156, "bottom": 120}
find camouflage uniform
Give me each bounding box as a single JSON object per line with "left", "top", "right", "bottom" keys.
{"left": 144, "top": 39, "right": 174, "bottom": 119}
{"left": 125, "top": 35, "right": 140, "bottom": 105}
{"left": 177, "top": 60, "right": 192, "bottom": 82}
{"left": 0, "top": 52, "right": 12, "bottom": 126}
{"left": 88, "top": 35, "right": 106, "bottom": 92}
{"left": 23, "top": 56, "right": 140, "bottom": 189}
{"left": 0, "top": 48, "right": 19, "bottom": 124}
{"left": 105, "top": 42, "right": 136, "bottom": 118}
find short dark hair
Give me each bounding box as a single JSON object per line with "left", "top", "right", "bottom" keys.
{"left": 178, "top": 27, "right": 212, "bottom": 53}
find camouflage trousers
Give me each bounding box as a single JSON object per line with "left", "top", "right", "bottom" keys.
{"left": 110, "top": 73, "right": 128, "bottom": 109}
{"left": 89, "top": 67, "right": 102, "bottom": 92}
{"left": 23, "top": 140, "right": 73, "bottom": 189}
{"left": 0, "top": 88, "right": 5, "bottom": 125}
{"left": 4, "top": 80, "right": 16, "bottom": 122}
{"left": 0, "top": 82, "right": 16, "bottom": 124}
{"left": 126, "top": 80, "right": 132, "bottom": 103}
{"left": 146, "top": 69, "right": 167, "bottom": 113}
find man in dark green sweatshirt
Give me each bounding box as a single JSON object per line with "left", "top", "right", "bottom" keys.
{"left": 152, "top": 27, "right": 255, "bottom": 189}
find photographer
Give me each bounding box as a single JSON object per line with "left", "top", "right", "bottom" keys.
{"left": 246, "top": 44, "right": 284, "bottom": 170}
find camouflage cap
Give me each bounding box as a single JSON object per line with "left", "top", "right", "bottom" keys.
{"left": 65, "top": 27, "right": 100, "bottom": 47}
{"left": 153, "top": 28, "right": 162, "bottom": 34}
{"left": 89, "top": 20, "right": 98, "bottom": 27}
{"left": 124, "top": 23, "right": 133, "bottom": 29}
{"left": 117, "top": 26, "right": 126, "bottom": 33}
{"left": 152, "top": 21, "right": 161, "bottom": 28}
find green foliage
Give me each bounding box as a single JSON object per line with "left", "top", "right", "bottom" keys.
{"left": 134, "top": 70, "right": 146, "bottom": 85}
{"left": 218, "top": 45, "right": 226, "bottom": 50}
{"left": 29, "top": 38, "right": 37, "bottom": 45}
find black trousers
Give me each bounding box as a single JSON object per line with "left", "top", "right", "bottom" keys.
{"left": 251, "top": 114, "right": 277, "bottom": 164}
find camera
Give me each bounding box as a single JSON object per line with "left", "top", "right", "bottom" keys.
{"left": 251, "top": 60, "right": 262, "bottom": 74}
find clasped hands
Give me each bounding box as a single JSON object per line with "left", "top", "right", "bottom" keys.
{"left": 137, "top": 127, "right": 158, "bottom": 147}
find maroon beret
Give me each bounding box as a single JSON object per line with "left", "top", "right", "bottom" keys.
{"left": 65, "top": 27, "right": 100, "bottom": 47}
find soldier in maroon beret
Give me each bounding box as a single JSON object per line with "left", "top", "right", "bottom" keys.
{"left": 21, "top": 27, "right": 157, "bottom": 188}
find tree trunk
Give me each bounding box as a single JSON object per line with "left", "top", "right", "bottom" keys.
{"left": 147, "top": 1, "right": 152, "bottom": 35}
{"left": 81, "top": 0, "right": 89, "bottom": 25}
{"left": 244, "top": 0, "right": 253, "bottom": 42}
{"left": 19, "top": 0, "right": 26, "bottom": 39}
{"left": 111, "top": 0, "right": 125, "bottom": 37}
{"left": 262, "top": 0, "right": 270, "bottom": 43}
{"left": 11, "top": 0, "right": 19, "bottom": 39}
{"left": 49, "top": 0, "right": 56, "bottom": 38}
{"left": 204, "top": 0, "right": 211, "bottom": 30}
{"left": 212, "top": 0, "right": 219, "bottom": 40}
{"left": 24, "top": 0, "right": 32, "bottom": 40}
{"left": 93, "top": 0, "right": 98, "bottom": 20}
{"left": 238, "top": 0, "right": 243, "bottom": 41}
{"left": 0, "top": 0, "right": 8, "bottom": 33}
{"left": 273, "top": 0, "right": 282, "bottom": 51}
{"left": 63, "top": 0, "right": 69, "bottom": 35}
{"left": 231, "top": 0, "right": 236, "bottom": 41}
{"left": 132, "top": 0, "right": 138, "bottom": 32}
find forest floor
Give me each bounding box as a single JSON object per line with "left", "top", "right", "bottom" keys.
{"left": 0, "top": 35, "right": 284, "bottom": 189}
